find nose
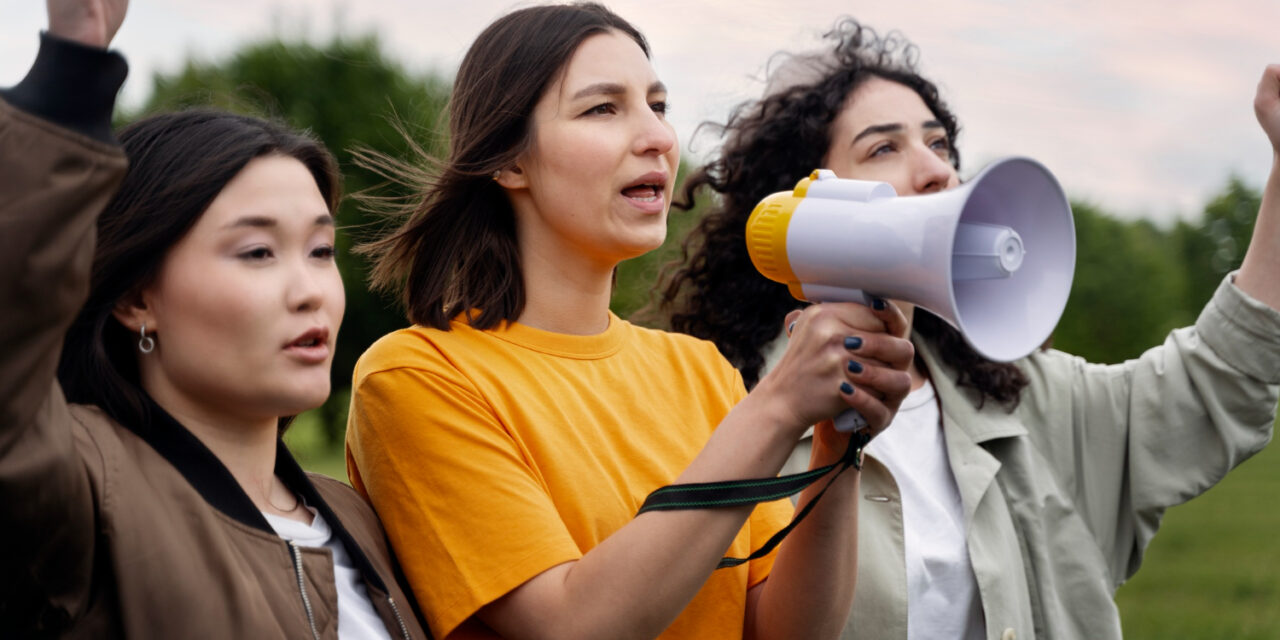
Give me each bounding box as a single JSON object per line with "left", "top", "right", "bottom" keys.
{"left": 911, "top": 145, "right": 957, "bottom": 195}
{"left": 632, "top": 106, "right": 677, "bottom": 158}
{"left": 286, "top": 258, "right": 329, "bottom": 314}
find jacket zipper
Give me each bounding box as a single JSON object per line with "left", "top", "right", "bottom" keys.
{"left": 387, "top": 596, "right": 413, "bottom": 640}
{"left": 289, "top": 542, "right": 322, "bottom": 640}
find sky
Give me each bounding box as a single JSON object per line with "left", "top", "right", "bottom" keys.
{"left": 4, "top": 0, "right": 1277, "bottom": 224}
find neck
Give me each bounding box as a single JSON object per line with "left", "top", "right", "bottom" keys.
{"left": 142, "top": 377, "right": 309, "bottom": 523}
{"left": 516, "top": 237, "right": 616, "bottom": 335}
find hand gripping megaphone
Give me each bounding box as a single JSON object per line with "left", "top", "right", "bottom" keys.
{"left": 746, "top": 157, "right": 1076, "bottom": 430}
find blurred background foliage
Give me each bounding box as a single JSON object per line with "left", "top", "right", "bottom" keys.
{"left": 116, "top": 34, "right": 1278, "bottom": 638}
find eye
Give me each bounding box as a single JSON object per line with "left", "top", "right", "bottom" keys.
{"left": 929, "top": 136, "right": 952, "bottom": 155}
{"left": 650, "top": 100, "right": 668, "bottom": 116}
{"left": 869, "top": 141, "right": 897, "bottom": 158}
{"left": 311, "top": 244, "right": 336, "bottom": 260}
{"left": 239, "top": 246, "right": 274, "bottom": 261}
{"left": 583, "top": 102, "right": 617, "bottom": 117}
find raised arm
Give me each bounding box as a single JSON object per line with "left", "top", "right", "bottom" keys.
{"left": 0, "top": 0, "right": 128, "bottom": 632}
{"left": 1235, "top": 64, "right": 1280, "bottom": 309}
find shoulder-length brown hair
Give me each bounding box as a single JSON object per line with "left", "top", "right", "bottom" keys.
{"left": 358, "top": 3, "right": 648, "bottom": 331}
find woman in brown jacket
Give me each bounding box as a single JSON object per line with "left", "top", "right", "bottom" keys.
{"left": 0, "top": 2, "right": 428, "bottom": 638}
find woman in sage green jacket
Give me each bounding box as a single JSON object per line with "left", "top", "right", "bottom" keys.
{"left": 658, "top": 18, "right": 1280, "bottom": 640}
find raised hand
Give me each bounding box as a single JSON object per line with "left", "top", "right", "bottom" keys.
{"left": 47, "top": 0, "right": 128, "bottom": 49}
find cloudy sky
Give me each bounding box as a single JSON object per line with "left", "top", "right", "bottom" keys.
{"left": 4, "top": 0, "right": 1276, "bottom": 223}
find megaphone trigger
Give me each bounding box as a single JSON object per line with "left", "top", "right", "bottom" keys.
{"left": 834, "top": 408, "right": 869, "bottom": 433}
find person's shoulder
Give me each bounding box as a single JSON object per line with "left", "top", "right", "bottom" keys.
{"left": 307, "top": 472, "right": 375, "bottom": 519}
{"left": 620, "top": 320, "right": 742, "bottom": 388}
{"left": 357, "top": 324, "right": 481, "bottom": 374}
{"left": 623, "top": 320, "right": 727, "bottom": 360}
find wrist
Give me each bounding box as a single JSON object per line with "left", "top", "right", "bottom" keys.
{"left": 740, "top": 378, "right": 809, "bottom": 441}
{"left": 0, "top": 32, "right": 127, "bottom": 144}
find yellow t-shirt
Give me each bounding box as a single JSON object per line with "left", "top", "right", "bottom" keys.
{"left": 346, "top": 312, "right": 795, "bottom": 639}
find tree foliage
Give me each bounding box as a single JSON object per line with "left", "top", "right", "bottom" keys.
{"left": 1053, "top": 178, "right": 1261, "bottom": 364}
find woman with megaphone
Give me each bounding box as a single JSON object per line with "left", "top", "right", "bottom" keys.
{"left": 657, "top": 18, "right": 1280, "bottom": 640}
{"left": 345, "top": 4, "right": 917, "bottom": 639}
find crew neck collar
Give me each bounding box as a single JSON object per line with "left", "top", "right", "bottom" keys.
{"left": 457, "top": 310, "right": 629, "bottom": 359}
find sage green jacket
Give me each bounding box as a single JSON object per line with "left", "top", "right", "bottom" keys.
{"left": 780, "top": 277, "right": 1279, "bottom": 640}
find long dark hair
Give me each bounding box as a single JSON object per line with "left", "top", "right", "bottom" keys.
{"left": 57, "top": 109, "right": 339, "bottom": 428}
{"left": 357, "top": 2, "right": 648, "bottom": 331}
{"left": 657, "top": 19, "right": 1028, "bottom": 407}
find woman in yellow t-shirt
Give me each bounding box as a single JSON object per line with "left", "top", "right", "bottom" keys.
{"left": 345, "top": 4, "right": 914, "bottom": 639}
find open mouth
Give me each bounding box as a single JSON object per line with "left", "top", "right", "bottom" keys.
{"left": 621, "top": 171, "right": 668, "bottom": 205}
{"left": 621, "top": 183, "right": 663, "bottom": 202}
{"left": 286, "top": 328, "right": 329, "bottom": 350}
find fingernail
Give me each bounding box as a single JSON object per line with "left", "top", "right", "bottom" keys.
{"left": 844, "top": 336, "right": 863, "bottom": 350}
{"left": 847, "top": 360, "right": 863, "bottom": 374}
{"left": 840, "top": 382, "right": 855, "bottom": 395}
{"left": 872, "top": 297, "right": 887, "bottom": 311}
{"left": 787, "top": 321, "right": 796, "bottom": 335}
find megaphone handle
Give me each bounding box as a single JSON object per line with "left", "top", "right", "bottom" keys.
{"left": 799, "top": 292, "right": 875, "bottom": 434}
{"left": 834, "top": 409, "right": 868, "bottom": 433}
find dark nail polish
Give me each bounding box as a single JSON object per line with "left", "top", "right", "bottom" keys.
{"left": 872, "top": 297, "right": 887, "bottom": 311}
{"left": 787, "top": 321, "right": 796, "bottom": 335}
{"left": 847, "top": 360, "right": 863, "bottom": 374}
{"left": 844, "top": 336, "right": 863, "bottom": 350}
{"left": 840, "top": 382, "right": 855, "bottom": 395}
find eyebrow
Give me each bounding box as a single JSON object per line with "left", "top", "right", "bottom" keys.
{"left": 851, "top": 119, "right": 946, "bottom": 145}
{"left": 223, "top": 214, "right": 334, "bottom": 229}
{"left": 571, "top": 80, "right": 667, "bottom": 101}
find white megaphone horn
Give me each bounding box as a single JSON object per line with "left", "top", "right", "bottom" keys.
{"left": 747, "top": 157, "right": 1076, "bottom": 428}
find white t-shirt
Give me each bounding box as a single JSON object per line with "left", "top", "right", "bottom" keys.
{"left": 865, "top": 380, "right": 985, "bottom": 640}
{"left": 264, "top": 507, "right": 394, "bottom": 640}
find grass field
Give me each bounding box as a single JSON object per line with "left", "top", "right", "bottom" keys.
{"left": 1115, "top": 428, "right": 1280, "bottom": 639}
{"left": 286, "top": 415, "right": 1280, "bottom": 638}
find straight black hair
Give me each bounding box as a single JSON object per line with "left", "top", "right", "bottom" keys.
{"left": 57, "top": 109, "right": 339, "bottom": 428}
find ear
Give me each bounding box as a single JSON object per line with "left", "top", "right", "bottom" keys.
{"left": 493, "top": 164, "right": 528, "bottom": 190}
{"left": 111, "top": 288, "right": 155, "bottom": 335}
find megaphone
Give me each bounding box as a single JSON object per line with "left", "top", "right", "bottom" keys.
{"left": 746, "top": 157, "right": 1075, "bottom": 428}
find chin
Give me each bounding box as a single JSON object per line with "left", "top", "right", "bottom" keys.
{"left": 269, "top": 383, "right": 332, "bottom": 417}
{"left": 626, "top": 230, "right": 668, "bottom": 256}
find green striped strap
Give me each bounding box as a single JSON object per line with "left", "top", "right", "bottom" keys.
{"left": 636, "top": 432, "right": 869, "bottom": 569}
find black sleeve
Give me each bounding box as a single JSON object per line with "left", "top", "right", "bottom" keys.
{"left": 0, "top": 32, "right": 127, "bottom": 144}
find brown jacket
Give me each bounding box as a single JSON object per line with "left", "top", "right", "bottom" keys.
{"left": 0, "top": 36, "right": 429, "bottom": 639}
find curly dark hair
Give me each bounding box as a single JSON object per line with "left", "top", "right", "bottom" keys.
{"left": 656, "top": 18, "right": 1028, "bottom": 408}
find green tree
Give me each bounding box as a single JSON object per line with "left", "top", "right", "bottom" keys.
{"left": 1052, "top": 201, "right": 1192, "bottom": 363}
{"left": 124, "top": 35, "right": 451, "bottom": 442}
{"left": 1174, "top": 176, "right": 1262, "bottom": 311}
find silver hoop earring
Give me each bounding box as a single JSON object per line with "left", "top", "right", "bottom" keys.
{"left": 138, "top": 323, "right": 155, "bottom": 354}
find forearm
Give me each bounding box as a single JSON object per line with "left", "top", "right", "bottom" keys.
{"left": 482, "top": 393, "right": 804, "bottom": 640}
{"left": 745, "top": 435, "right": 860, "bottom": 640}
{"left": 1234, "top": 155, "right": 1280, "bottom": 309}
{"left": 0, "top": 32, "right": 127, "bottom": 426}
